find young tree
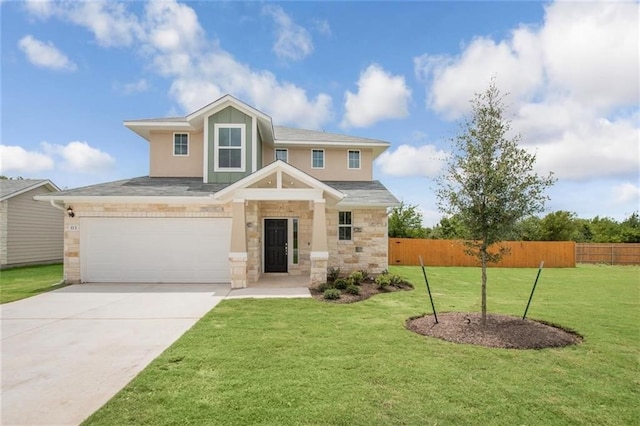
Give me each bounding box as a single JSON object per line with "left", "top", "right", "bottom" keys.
{"left": 388, "top": 202, "right": 427, "bottom": 238}
{"left": 437, "top": 80, "right": 555, "bottom": 325}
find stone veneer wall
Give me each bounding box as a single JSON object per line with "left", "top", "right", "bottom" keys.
{"left": 62, "top": 202, "right": 232, "bottom": 283}
{"left": 326, "top": 207, "right": 389, "bottom": 275}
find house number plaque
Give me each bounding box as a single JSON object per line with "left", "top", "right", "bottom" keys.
{"left": 68, "top": 225, "right": 79, "bottom": 231}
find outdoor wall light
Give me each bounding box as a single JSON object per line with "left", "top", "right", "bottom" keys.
{"left": 67, "top": 207, "right": 75, "bottom": 218}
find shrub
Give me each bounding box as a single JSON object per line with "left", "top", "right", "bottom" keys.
{"left": 345, "top": 284, "right": 360, "bottom": 295}
{"left": 317, "top": 282, "right": 334, "bottom": 292}
{"left": 390, "top": 274, "right": 405, "bottom": 287}
{"left": 327, "top": 267, "right": 340, "bottom": 282}
{"left": 333, "top": 278, "right": 349, "bottom": 290}
{"left": 358, "top": 269, "right": 370, "bottom": 281}
{"left": 374, "top": 273, "right": 391, "bottom": 289}
{"left": 323, "top": 289, "right": 341, "bottom": 300}
{"left": 349, "top": 270, "right": 365, "bottom": 285}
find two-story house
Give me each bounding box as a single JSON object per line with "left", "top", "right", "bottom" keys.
{"left": 37, "top": 95, "right": 399, "bottom": 288}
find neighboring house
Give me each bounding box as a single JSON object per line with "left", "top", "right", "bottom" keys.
{"left": 1, "top": 179, "right": 63, "bottom": 269}
{"left": 36, "top": 95, "right": 399, "bottom": 287}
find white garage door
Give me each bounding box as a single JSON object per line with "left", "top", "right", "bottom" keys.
{"left": 80, "top": 218, "right": 232, "bottom": 283}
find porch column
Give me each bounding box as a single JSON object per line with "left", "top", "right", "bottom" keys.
{"left": 310, "top": 199, "right": 329, "bottom": 285}
{"left": 229, "top": 199, "right": 248, "bottom": 289}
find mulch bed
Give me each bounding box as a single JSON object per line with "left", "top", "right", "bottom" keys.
{"left": 310, "top": 280, "right": 414, "bottom": 303}
{"left": 406, "top": 312, "right": 583, "bottom": 349}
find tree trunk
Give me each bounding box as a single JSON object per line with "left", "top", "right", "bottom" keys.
{"left": 481, "top": 248, "right": 487, "bottom": 326}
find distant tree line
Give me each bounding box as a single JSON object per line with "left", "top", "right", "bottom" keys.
{"left": 389, "top": 202, "right": 640, "bottom": 243}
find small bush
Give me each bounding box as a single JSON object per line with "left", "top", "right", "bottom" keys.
{"left": 333, "top": 278, "right": 349, "bottom": 290}
{"left": 349, "top": 270, "right": 365, "bottom": 285}
{"left": 317, "top": 282, "right": 334, "bottom": 292}
{"left": 390, "top": 274, "right": 405, "bottom": 287}
{"left": 327, "top": 267, "right": 340, "bottom": 282}
{"left": 358, "top": 269, "right": 370, "bottom": 281}
{"left": 323, "top": 288, "right": 341, "bottom": 300}
{"left": 375, "top": 273, "right": 391, "bottom": 289}
{"left": 345, "top": 284, "right": 360, "bottom": 295}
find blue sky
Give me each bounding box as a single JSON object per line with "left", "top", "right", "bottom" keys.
{"left": 1, "top": 0, "right": 638, "bottom": 226}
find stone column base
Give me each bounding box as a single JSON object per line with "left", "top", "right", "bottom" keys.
{"left": 229, "top": 253, "right": 248, "bottom": 289}
{"left": 310, "top": 251, "right": 329, "bottom": 286}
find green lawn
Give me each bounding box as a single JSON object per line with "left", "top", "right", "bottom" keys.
{"left": 0, "top": 263, "right": 65, "bottom": 304}
{"left": 85, "top": 265, "right": 639, "bottom": 425}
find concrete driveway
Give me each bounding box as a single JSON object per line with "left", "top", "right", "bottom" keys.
{"left": 1, "top": 283, "right": 230, "bottom": 426}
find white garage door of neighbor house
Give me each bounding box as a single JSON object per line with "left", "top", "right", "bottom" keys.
{"left": 80, "top": 218, "right": 232, "bottom": 283}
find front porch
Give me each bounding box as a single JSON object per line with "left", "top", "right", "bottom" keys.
{"left": 216, "top": 161, "right": 343, "bottom": 289}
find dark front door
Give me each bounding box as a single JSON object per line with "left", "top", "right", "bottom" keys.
{"left": 265, "top": 219, "right": 287, "bottom": 273}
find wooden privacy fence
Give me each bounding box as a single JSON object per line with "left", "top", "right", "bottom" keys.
{"left": 575, "top": 243, "right": 640, "bottom": 265}
{"left": 389, "top": 238, "right": 576, "bottom": 268}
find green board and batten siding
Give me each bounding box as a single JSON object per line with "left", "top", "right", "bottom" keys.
{"left": 207, "top": 106, "right": 257, "bottom": 183}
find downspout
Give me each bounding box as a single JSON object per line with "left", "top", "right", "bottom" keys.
{"left": 49, "top": 199, "right": 66, "bottom": 212}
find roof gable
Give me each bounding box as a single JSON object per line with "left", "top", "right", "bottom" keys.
{"left": 213, "top": 160, "right": 344, "bottom": 203}
{"left": 0, "top": 179, "right": 59, "bottom": 201}
{"left": 124, "top": 94, "right": 275, "bottom": 143}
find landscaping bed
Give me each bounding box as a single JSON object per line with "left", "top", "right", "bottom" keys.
{"left": 309, "top": 269, "right": 414, "bottom": 303}
{"left": 407, "top": 312, "right": 582, "bottom": 349}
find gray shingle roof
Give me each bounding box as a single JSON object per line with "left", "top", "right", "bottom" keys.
{"left": 274, "top": 126, "right": 389, "bottom": 146}
{"left": 46, "top": 177, "right": 228, "bottom": 197}
{"left": 0, "top": 179, "right": 53, "bottom": 200}
{"left": 327, "top": 181, "right": 399, "bottom": 206}
{"left": 42, "top": 176, "right": 398, "bottom": 206}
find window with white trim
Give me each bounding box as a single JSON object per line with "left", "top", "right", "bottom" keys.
{"left": 275, "top": 148, "right": 288, "bottom": 163}
{"left": 174, "top": 133, "right": 189, "bottom": 156}
{"left": 338, "top": 211, "right": 352, "bottom": 241}
{"left": 214, "top": 124, "right": 245, "bottom": 171}
{"left": 312, "top": 149, "right": 324, "bottom": 169}
{"left": 348, "top": 150, "right": 360, "bottom": 169}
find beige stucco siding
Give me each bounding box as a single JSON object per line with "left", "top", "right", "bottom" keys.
{"left": 262, "top": 146, "right": 373, "bottom": 181}
{"left": 4, "top": 187, "right": 63, "bottom": 267}
{"left": 149, "top": 131, "right": 204, "bottom": 177}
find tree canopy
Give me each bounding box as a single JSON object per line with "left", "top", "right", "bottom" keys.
{"left": 437, "top": 80, "right": 555, "bottom": 324}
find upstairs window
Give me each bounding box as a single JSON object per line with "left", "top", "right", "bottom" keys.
{"left": 312, "top": 149, "right": 324, "bottom": 169}
{"left": 214, "top": 124, "right": 245, "bottom": 171}
{"left": 275, "top": 148, "right": 288, "bottom": 163}
{"left": 348, "top": 150, "right": 361, "bottom": 169}
{"left": 338, "top": 211, "right": 352, "bottom": 241}
{"left": 174, "top": 133, "right": 189, "bottom": 156}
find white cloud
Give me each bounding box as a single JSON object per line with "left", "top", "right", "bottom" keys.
{"left": 376, "top": 144, "right": 448, "bottom": 178}
{"left": 143, "top": 0, "right": 203, "bottom": 52}
{"left": 22, "top": 0, "right": 334, "bottom": 129}
{"left": 263, "top": 4, "right": 313, "bottom": 61}
{"left": 0, "top": 141, "right": 115, "bottom": 176}
{"left": 313, "top": 18, "right": 332, "bottom": 37}
{"left": 117, "top": 78, "right": 150, "bottom": 95}
{"left": 41, "top": 141, "right": 115, "bottom": 173}
{"left": 342, "top": 64, "right": 411, "bottom": 128}
{"left": 612, "top": 182, "right": 640, "bottom": 205}
{"left": 0, "top": 145, "right": 54, "bottom": 174}
{"left": 18, "top": 35, "right": 77, "bottom": 71}
{"left": 415, "top": 1, "right": 640, "bottom": 182}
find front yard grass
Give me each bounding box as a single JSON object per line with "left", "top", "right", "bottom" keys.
{"left": 84, "top": 265, "right": 639, "bottom": 425}
{"left": 0, "top": 263, "right": 65, "bottom": 304}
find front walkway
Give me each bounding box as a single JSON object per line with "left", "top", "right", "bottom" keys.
{"left": 227, "top": 274, "right": 312, "bottom": 299}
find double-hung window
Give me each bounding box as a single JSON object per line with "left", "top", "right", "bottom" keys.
{"left": 275, "top": 148, "right": 288, "bottom": 163}
{"left": 174, "top": 133, "right": 189, "bottom": 156}
{"left": 214, "top": 124, "right": 245, "bottom": 171}
{"left": 312, "top": 149, "right": 324, "bottom": 169}
{"left": 348, "top": 150, "right": 360, "bottom": 169}
{"left": 338, "top": 211, "right": 352, "bottom": 241}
